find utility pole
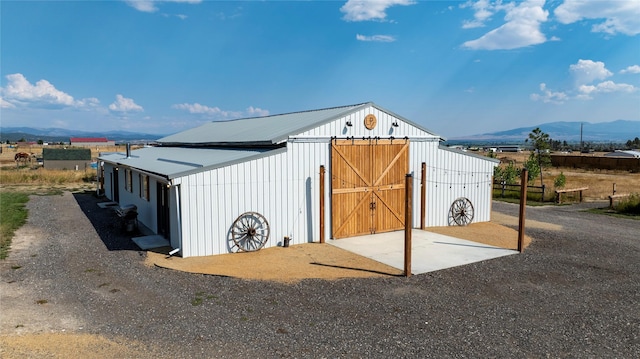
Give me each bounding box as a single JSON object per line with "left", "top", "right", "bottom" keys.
{"left": 580, "top": 122, "right": 583, "bottom": 152}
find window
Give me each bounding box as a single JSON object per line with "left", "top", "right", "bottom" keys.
{"left": 140, "top": 174, "right": 149, "bottom": 201}
{"left": 125, "top": 169, "right": 133, "bottom": 192}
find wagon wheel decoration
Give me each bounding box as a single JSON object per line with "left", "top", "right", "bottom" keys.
{"left": 448, "top": 197, "right": 474, "bottom": 226}
{"left": 231, "top": 212, "right": 270, "bottom": 252}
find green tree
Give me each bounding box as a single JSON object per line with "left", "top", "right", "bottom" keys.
{"left": 523, "top": 153, "right": 541, "bottom": 183}
{"left": 494, "top": 161, "right": 519, "bottom": 185}
{"left": 525, "top": 127, "right": 551, "bottom": 186}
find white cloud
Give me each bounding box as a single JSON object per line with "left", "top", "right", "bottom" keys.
{"left": 462, "top": 0, "right": 549, "bottom": 50}
{"left": 578, "top": 81, "right": 635, "bottom": 97}
{"left": 530, "top": 83, "right": 569, "bottom": 104}
{"left": 554, "top": 0, "right": 640, "bottom": 36}
{"left": 0, "top": 73, "right": 92, "bottom": 108}
{"left": 340, "top": 0, "right": 415, "bottom": 22}
{"left": 124, "top": 0, "right": 202, "bottom": 13}
{"left": 245, "top": 106, "right": 269, "bottom": 117}
{"left": 0, "top": 97, "right": 15, "bottom": 109}
{"left": 172, "top": 103, "right": 268, "bottom": 119}
{"left": 356, "top": 34, "right": 396, "bottom": 42}
{"left": 532, "top": 60, "right": 637, "bottom": 103}
{"left": 124, "top": 1, "right": 157, "bottom": 13}
{"left": 569, "top": 59, "right": 613, "bottom": 85}
{"left": 109, "top": 94, "right": 144, "bottom": 113}
{"left": 620, "top": 65, "right": 640, "bottom": 74}
{"left": 460, "top": 0, "right": 496, "bottom": 29}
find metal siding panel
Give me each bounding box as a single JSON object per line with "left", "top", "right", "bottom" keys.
{"left": 296, "top": 106, "right": 438, "bottom": 139}
{"left": 215, "top": 168, "right": 226, "bottom": 255}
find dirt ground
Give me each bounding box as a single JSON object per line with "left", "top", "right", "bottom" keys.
{"left": 1, "top": 210, "right": 536, "bottom": 359}
{"left": 1, "top": 214, "right": 536, "bottom": 359}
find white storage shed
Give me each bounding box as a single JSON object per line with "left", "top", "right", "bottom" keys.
{"left": 98, "top": 102, "right": 499, "bottom": 258}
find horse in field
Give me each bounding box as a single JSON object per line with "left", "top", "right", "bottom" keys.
{"left": 14, "top": 152, "right": 32, "bottom": 164}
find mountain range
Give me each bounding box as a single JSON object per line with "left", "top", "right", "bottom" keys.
{"left": 0, "top": 127, "right": 164, "bottom": 144}
{"left": 1, "top": 120, "right": 638, "bottom": 144}
{"left": 448, "top": 120, "right": 639, "bottom": 144}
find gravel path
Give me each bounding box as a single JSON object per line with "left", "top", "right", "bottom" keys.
{"left": 1, "top": 192, "right": 639, "bottom": 358}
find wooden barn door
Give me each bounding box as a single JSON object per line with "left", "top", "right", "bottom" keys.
{"left": 331, "top": 139, "right": 409, "bottom": 239}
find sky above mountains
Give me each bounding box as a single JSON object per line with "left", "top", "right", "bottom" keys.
{"left": 1, "top": 0, "right": 639, "bottom": 138}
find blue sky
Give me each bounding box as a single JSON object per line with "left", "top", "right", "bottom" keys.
{"left": 1, "top": 0, "right": 639, "bottom": 138}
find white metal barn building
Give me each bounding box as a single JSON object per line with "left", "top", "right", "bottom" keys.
{"left": 98, "top": 102, "right": 499, "bottom": 258}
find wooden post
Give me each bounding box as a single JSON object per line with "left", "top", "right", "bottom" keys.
{"left": 319, "top": 165, "right": 325, "bottom": 244}
{"left": 518, "top": 168, "right": 528, "bottom": 253}
{"left": 613, "top": 183, "right": 616, "bottom": 195}
{"left": 404, "top": 173, "right": 413, "bottom": 277}
{"left": 420, "top": 162, "right": 426, "bottom": 230}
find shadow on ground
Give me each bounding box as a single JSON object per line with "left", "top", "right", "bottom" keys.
{"left": 72, "top": 191, "right": 141, "bottom": 251}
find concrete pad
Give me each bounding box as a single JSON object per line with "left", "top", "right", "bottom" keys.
{"left": 328, "top": 229, "right": 517, "bottom": 275}
{"left": 132, "top": 235, "right": 170, "bottom": 250}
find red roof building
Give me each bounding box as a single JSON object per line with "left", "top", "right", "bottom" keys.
{"left": 70, "top": 137, "right": 115, "bottom": 146}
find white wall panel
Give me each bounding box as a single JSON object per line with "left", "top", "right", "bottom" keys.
{"left": 296, "top": 105, "right": 438, "bottom": 140}
{"left": 406, "top": 142, "right": 498, "bottom": 227}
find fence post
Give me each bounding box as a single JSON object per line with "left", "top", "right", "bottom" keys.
{"left": 319, "top": 165, "right": 325, "bottom": 244}
{"left": 501, "top": 181, "right": 506, "bottom": 198}
{"left": 518, "top": 169, "right": 528, "bottom": 253}
{"left": 541, "top": 184, "right": 545, "bottom": 202}
{"left": 404, "top": 173, "right": 413, "bottom": 277}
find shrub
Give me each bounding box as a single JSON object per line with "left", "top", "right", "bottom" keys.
{"left": 554, "top": 172, "right": 566, "bottom": 189}
{"left": 615, "top": 193, "right": 640, "bottom": 215}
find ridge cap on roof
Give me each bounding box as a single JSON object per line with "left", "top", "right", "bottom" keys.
{"left": 208, "top": 102, "right": 372, "bottom": 123}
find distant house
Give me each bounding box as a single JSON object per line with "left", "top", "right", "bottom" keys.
{"left": 43, "top": 148, "right": 92, "bottom": 170}
{"left": 496, "top": 146, "right": 522, "bottom": 153}
{"left": 70, "top": 137, "right": 115, "bottom": 147}
{"left": 604, "top": 150, "right": 640, "bottom": 158}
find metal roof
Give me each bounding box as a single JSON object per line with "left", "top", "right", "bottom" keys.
{"left": 438, "top": 145, "right": 501, "bottom": 163}
{"left": 99, "top": 146, "right": 284, "bottom": 179}
{"left": 43, "top": 148, "right": 91, "bottom": 160}
{"left": 157, "top": 102, "right": 438, "bottom": 146}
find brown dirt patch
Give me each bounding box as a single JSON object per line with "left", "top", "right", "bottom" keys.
{"left": 0, "top": 333, "right": 158, "bottom": 359}
{"left": 147, "top": 242, "right": 405, "bottom": 283}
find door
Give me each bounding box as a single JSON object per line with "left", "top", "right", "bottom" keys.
{"left": 113, "top": 167, "right": 119, "bottom": 203}
{"left": 157, "top": 183, "right": 170, "bottom": 238}
{"left": 331, "top": 139, "right": 409, "bottom": 238}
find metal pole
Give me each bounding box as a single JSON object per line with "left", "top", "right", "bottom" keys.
{"left": 404, "top": 173, "right": 413, "bottom": 277}
{"left": 518, "top": 168, "right": 528, "bottom": 253}
{"left": 319, "top": 165, "right": 325, "bottom": 244}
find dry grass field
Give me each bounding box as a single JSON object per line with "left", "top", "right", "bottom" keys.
{"left": 493, "top": 151, "right": 639, "bottom": 200}
{"left": 0, "top": 144, "right": 131, "bottom": 193}
{"left": 0, "top": 144, "right": 133, "bottom": 166}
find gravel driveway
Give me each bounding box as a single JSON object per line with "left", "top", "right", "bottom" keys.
{"left": 1, "top": 192, "right": 639, "bottom": 358}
